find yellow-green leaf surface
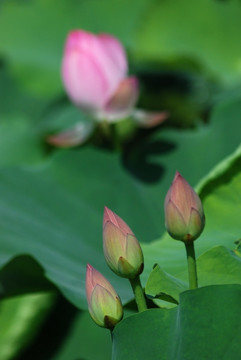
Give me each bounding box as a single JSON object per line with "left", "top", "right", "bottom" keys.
{"left": 0, "top": 292, "right": 55, "bottom": 360}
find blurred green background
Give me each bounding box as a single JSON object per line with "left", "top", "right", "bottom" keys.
{"left": 0, "top": 0, "right": 241, "bottom": 359}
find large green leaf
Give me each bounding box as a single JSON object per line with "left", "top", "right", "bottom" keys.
{"left": 145, "top": 246, "right": 241, "bottom": 304}
{"left": 135, "top": 0, "right": 241, "bottom": 83}
{"left": 0, "top": 148, "right": 157, "bottom": 308}
{"left": 125, "top": 96, "right": 241, "bottom": 227}
{"left": 0, "top": 255, "right": 56, "bottom": 297}
{"left": 112, "top": 285, "right": 241, "bottom": 360}
{"left": 0, "top": 65, "right": 48, "bottom": 165}
{"left": 0, "top": 115, "right": 45, "bottom": 166}
{"left": 142, "top": 136, "right": 241, "bottom": 282}
{"left": 0, "top": 97, "right": 240, "bottom": 309}
{"left": 0, "top": 292, "right": 55, "bottom": 360}
{"left": 0, "top": 64, "right": 47, "bottom": 117}
{"left": 50, "top": 311, "right": 111, "bottom": 360}
{"left": 145, "top": 264, "right": 187, "bottom": 304}
{"left": 0, "top": 291, "right": 111, "bottom": 360}
{"left": 17, "top": 300, "right": 112, "bottom": 360}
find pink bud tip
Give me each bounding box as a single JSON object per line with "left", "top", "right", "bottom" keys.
{"left": 85, "top": 264, "right": 123, "bottom": 329}
{"left": 164, "top": 171, "right": 205, "bottom": 242}
{"left": 103, "top": 207, "right": 144, "bottom": 278}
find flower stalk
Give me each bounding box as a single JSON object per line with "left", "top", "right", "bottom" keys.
{"left": 129, "top": 276, "right": 147, "bottom": 312}
{"left": 185, "top": 241, "right": 198, "bottom": 289}
{"left": 164, "top": 171, "right": 205, "bottom": 291}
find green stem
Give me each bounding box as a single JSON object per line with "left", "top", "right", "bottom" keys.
{"left": 110, "top": 123, "right": 121, "bottom": 151}
{"left": 99, "top": 121, "right": 121, "bottom": 151}
{"left": 99, "top": 120, "right": 111, "bottom": 140}
{"left": 185, "top": 241, "right": 198, "bottom": 289}
{"left": 129, "top": 276, "right": 147, "bottom": 312}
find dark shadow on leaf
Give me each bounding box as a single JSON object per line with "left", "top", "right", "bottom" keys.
{"left": 122, "top": 134, "right": 177, "bottom": 183}
{"left": 0, "top": 254, "right": 57, "bottom": 298}
{"left": 138, "top": 69, "right": 194, "bottom": 95}
{"left": 19, "top": 295, "right": 79, "bottom": 360}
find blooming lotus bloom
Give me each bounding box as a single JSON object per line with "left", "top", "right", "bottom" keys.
{"left": 103, "top": 207, "right": 144, "bottom": 279}
{"left": 52, "top": 29, "right": 168, "bottom": 148}
{"left": 85, "top": 264, "right": 123, "bottom": 329}
{"left": 164, "top": 172, "right": 205, "bottom": 242}
{"left": 62, "top": 30, "right": 139, "bottom": 122}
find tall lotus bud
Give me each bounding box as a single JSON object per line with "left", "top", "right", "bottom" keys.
{"left": 164, "top": 171, "right": 205, "bottom": 242}
{"left": 85, "top": 264, "right": 123, "bottom": 329}
{"left": 62, "top": 30, "right": 139, "bottom": 122}
{"left": 103, "top": 207, "right": 144, "bottom": 279}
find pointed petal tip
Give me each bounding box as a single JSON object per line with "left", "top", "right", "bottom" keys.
{"left": 104, "top": 205, "right": 110, "bottom": 213}
{"left": 86, "top": 263, "right": 93, "bottom": 271}
{"left": 103, "top": 206, "right": 114, "bottom": 225}
{"left": 132, "top": 109, "right": 168, "bottom": 128}
{"left": 172, "top": 171, "right": 187, "bottom": 187}
{"left": 174, "top": 171, "right": 182, "bottom": 179}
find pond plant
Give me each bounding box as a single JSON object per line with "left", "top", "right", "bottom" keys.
{"left": 0, "top": 1, "right": 240, "bottom": 359}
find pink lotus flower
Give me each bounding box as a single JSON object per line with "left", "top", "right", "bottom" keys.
{"left": 49, "top": 30, "right": 168, "bottom": 147}
{"left": 103, "top": 207, "right": 144, "bottom": 279}
{"left": 85, "top": 264, "right": 123, "bottom": 329}
{"left": 164, "top": 171, "right": 205, "bottom": 242}
{"left": 62, "top": 30, "right": 138, "bottom": 122}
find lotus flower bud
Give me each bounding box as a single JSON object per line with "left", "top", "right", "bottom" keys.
{"left": 103, "top": 207, "right": 144, "bottom": 279}
{"left": 85, "top": 264, "right": 123, "bottom": 329}
{"left": 164, "top": 171, "right": 205, "bottom": 242}
{"left": 62, "top": 30, "right": 139, "bottom": 122}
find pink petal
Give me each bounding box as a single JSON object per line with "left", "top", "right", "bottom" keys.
{"left": 170, "top": 172, "right": 199, "bottom": 223}
{"left": 103, "top": 222, "right": 127, "bottom": 266}
{"left": 103, "top": 207, "right": 134, "bottom": 236}
{"left": 86, "top": 264, "right": 95, "bottom": 304}
{"left": 95, "top": 77, "right": 139, "bottom": 122}
{"left": 165, "top": 199, "right": 187, "bottom": 239}
{"left": 96, "top": 34, "right": 128, "bottom": 99}
{"left": 188, "top": 208, "right": 204, "bottom": 240}
{"left": 46, "top": 122, "right": 94, "bottom": 148}
{"left": 86, "top": 264, "right": 116, "bottom": 304}
{"left": 63, "top": 30, "right": 94, "bottom": 53}
{"left": 132, "top": 109, "right": 169, "bottom": 128}
{"left": 98, "top": 34, "right": 127, "bottom": 75}
{"left": 62, "top": 30, "right": 128, "bottom": 111}
{"left": 62, "top": 47, "right": 109, "bottom": 109}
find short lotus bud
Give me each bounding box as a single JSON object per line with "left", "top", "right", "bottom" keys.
{"left": 164, "top": 171, "right": 205, "bottom": 243}
{"left": 103, "top": 207, "right": 144, "bottom": 279}
{"left": 85, "top": 264, "right": 123, "bottom": 329}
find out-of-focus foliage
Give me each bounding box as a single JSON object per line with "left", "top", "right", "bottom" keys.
{"left": 0, "top": 292, "right": 55, "bottom": 360}
{"left": 0, "top": 0, "right": 240, "bottom": 359}
{"left": 0, "top": 0, "right": 240, "bottom": 97}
